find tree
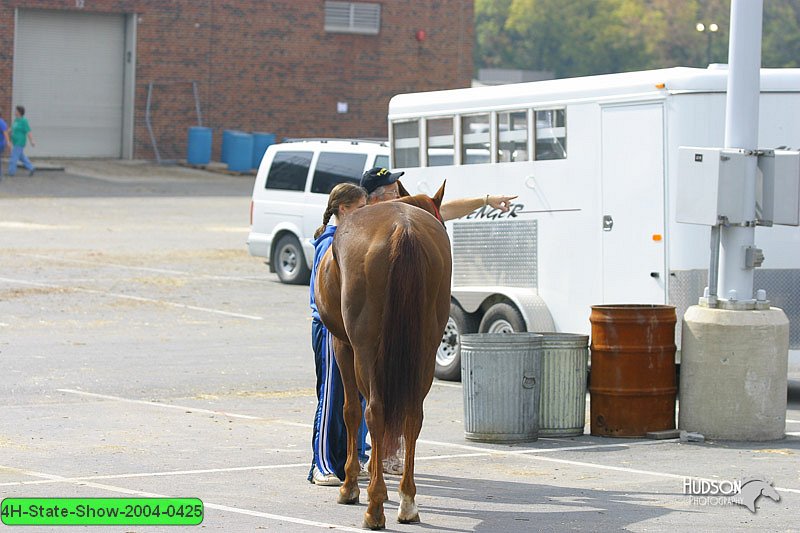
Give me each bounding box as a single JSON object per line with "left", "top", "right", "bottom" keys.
{"left": 474, "top": 0, "right": 517, "bottom": 69}
{"left": 475, "top": 0, "right": 799, "bottom": 78}
{"left": 763, "top": 0, "right": 800, "bottom": 67}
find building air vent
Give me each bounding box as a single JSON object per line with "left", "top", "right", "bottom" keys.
{"left": 325, "top": 1, "right": 381, "bottom": 35}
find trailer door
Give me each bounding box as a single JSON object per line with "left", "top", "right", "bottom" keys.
{"left": 600, "top": 103, "right": 666, "bottom": 303}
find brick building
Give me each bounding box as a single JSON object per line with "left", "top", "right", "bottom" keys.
{"left": 0, "top": 1, "right": 473, "bottom": 160}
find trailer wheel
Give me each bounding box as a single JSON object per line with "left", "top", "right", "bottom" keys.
{"left": 274, "top": 234, "right": 311, "bottom": 285}
{"left": 436, "top": 302, "right": 477, "bottom": 381}
{"left": 479, "top": 303, "right": 526, "bottom": 334}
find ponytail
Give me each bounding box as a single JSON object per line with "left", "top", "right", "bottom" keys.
{"left": 314, "top": 183, "right": 366, "bottom": 239}
{"left": 314, "top": 206, "right": 336, "bottom": 239}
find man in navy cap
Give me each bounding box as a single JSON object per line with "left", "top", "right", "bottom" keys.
{"left": 360, "top": 166, "right": 516, "bottom": 220}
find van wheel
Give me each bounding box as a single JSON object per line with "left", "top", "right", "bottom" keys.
{"left": 274, "top": 235, "right": 311, "bottom": 285}
{"left": 479, "top": 303, "right": 526, "bottom": 333}
{"left": 436, "top": 303, "right": 478, "bottom": 381}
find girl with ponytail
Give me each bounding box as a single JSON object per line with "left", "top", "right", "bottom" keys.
{"left": 308, "top": 182, "right": 368, "bottom": 485}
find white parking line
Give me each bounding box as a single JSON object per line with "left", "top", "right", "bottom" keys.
{"left": 18, "top": 253, "right": 266, "bottom": 283}
{"left": 57, "top": 389, "right": 265, "bottom": 420}
{"left": 49, "top": 388, "right": 800, "bottom": 498}
{"left": 0, "top": 462, "right": 309, "bottom": 487}
{"left": 0, "top": 277, "right": 263, "bottom": 320}
{"left": 0, "top": 465, "right": 364, "bottom": 532}
{"left": 431, "top": 380, "right": 462, "bottom": 389}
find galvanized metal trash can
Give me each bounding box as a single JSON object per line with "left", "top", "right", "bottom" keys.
{"left": 460, "top": 333, "right": 543, "bottom": 443}
{"left": 536, "top": 332, "right": 590, "bottom": 437}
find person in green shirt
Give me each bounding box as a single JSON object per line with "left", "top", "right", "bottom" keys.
{"left": 8, "top": 105, "right": 36, "bottom": 177}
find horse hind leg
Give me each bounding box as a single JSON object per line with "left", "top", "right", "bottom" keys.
{"left": 363, "top": 399, "right": 387, "bottom": 530}
{"left": 333, "top": 340, "right": 361, "bottom": 505}
{"left": 397, "top": 410, "right": 423, "bottom": 524}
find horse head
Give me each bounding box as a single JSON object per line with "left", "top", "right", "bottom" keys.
{"left": 737, "top": 477, "right": 781, "bottom": 513}
{"left": 395, "top": 181, "right": 446, "bottom": 225}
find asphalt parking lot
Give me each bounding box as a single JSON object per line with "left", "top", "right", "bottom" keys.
{"left": 1, "top": 161, "right": 799, "bottom": 532}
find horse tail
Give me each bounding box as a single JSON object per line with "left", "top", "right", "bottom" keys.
{"left": 380, "top": 223, "right": 423, "bottom": 455}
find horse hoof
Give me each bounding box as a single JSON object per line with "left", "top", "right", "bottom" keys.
{"left": 362, "top": 513, "right": 385, "bottom": 530}
{"left": 338, "top": 493, "right": 359, "bottom": 505}
{"left": 398, "top": 513, "right": 420, "bottom": 524}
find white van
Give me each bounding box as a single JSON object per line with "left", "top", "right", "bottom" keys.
{"left": 247, "top": 139, "right": 390, "bottom": 284}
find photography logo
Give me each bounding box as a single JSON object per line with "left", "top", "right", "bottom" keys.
{"left": 683, "top": 476, "right": 781, "bottom": 513}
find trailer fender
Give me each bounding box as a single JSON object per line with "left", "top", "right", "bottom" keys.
{"left": 452, "top": 287, "right": 555, "bottom": 332}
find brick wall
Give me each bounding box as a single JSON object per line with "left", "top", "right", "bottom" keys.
{"left": 0, "top": 0, "right": 473, "bottom": 160}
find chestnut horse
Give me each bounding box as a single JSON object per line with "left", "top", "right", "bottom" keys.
{"left": 315, "top": 183, "right": 452, "bottom": 529}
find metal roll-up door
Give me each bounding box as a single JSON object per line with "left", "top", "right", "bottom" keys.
{"left": 13, "top": 9, "right": 125, "bottom": 157}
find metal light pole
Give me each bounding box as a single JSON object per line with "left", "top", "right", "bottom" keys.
{"left": 679, "top": 0, "right": 791, "bottom": 442}
{"left": 696, "top": 22, "right": 719, "bottom": 65}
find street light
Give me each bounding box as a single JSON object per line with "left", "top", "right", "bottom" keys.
{"left": 696, "top": 22, "right": 719, "bottom": 65}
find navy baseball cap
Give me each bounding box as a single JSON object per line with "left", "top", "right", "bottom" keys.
{"left": 360, "top": 167, "right": 404, "bottom": 194}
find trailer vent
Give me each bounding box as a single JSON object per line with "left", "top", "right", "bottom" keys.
{"left": 452, "top": 220, "right": 538, "bottom": 289}
{"left": 325, "top": 2, "right": 381, "bottom": 35}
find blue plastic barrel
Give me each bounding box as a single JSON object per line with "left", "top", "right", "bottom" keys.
{"left": 227, "top": 132, "right": 254, "bottom": 173}
{"left": 252, "top": 132, "right": 276, "bottom": 169}
{"left": 187, "top": 126, "right": 212, "bottom": 165}
{"left": 221, "top": 129, "right": 242, "bottom": 164}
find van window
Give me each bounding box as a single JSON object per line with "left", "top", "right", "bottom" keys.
{"left": 374, "top": 154, "right": 390, "bottom": 169}
{"left": 265, "top": 151, "right": 313, "bottom": 191}
{"left": 311, "top": 152, "right": 368, "bottom": 194}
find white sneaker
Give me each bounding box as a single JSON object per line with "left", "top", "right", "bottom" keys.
{"left": 358, "top": 460, "right": 370, "bottom": 480}
{"left": 382, "top": 452, "right": 404, "bottom": 475}
{"left": 311, "top": 466, "right": 341, "bottom": 486}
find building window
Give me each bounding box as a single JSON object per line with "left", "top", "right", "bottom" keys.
{"left": 325, "top": 2, "right": 381, "bottom": 35}
{"left": 535, "top": 109, "right": 567, "bottom": 160}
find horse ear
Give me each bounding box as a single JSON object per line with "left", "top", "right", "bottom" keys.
{"left": 397, "top": 179, "right": 411, "bottom": 198}
{"left": 432, "top": 180, "right": 446, "bottom": 208}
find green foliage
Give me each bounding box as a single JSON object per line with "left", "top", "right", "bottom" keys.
{"left": 475, "top": 0, "right": 800, "bottom": 78}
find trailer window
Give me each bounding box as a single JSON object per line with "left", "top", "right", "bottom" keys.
{"left": 535, "top": 109, "right": 566, "bottom": 160}
{"left": 310, "top": 152, "right": 368, "bottom": 194}
{"left": 461, "top": 114, "right": 490, "bottom": 165}
{"left": 265, "top": 151, "right": 313, "bottom": 191}
{"left": 426, "top": 117, "right": 454, "bottom": 167}
{"left": 497, "top": 110, "right": 529, "bottom": 162}
{"left": 392, "top": 120, "right": 420, "bottom": 168}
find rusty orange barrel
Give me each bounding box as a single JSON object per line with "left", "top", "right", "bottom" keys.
{"left": 589, "top": 304, "right": 677, "bottom": 437}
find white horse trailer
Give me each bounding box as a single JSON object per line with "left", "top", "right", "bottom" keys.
{"left": 387, "top": 66, "right": 800, "bottom": 380}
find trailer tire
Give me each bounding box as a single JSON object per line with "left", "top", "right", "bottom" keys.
{"left": 274, "top": 234, "right": 311, "bottom": 285}
{"left": 436, "top": 302, "right": 478, "bottom": 381}
{"left": 479, "top": 303, "right": 526, "bottom": 334}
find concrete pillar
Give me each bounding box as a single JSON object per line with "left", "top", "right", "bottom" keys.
{"left": 679, "top": 305, "right": 789, "bottom": 440}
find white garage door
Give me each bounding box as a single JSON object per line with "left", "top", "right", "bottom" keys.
{"left": 13, "top": 9, "right": 126, "bottom": 157}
